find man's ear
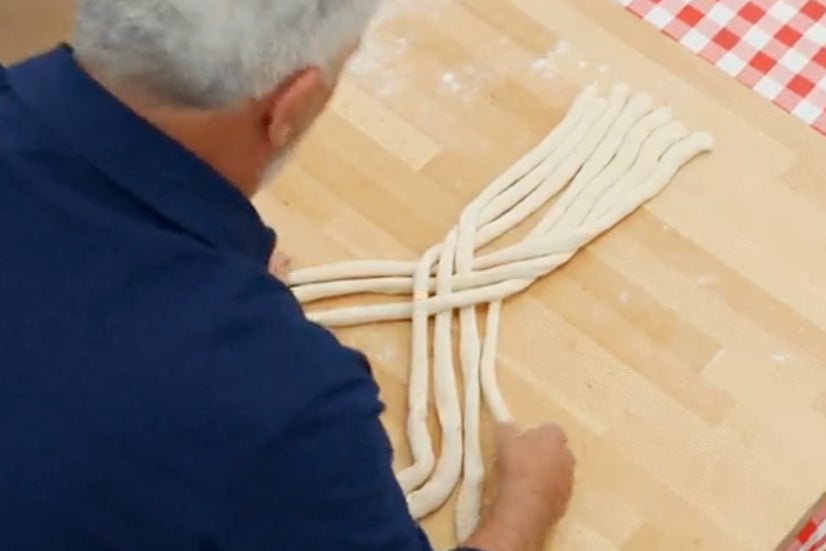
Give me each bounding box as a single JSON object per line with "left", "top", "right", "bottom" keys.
{"left": 264, "top": 67, "right": 330, "bottom": 149}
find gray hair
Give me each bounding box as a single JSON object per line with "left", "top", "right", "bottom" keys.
{"left": 73, "top": 0, "right": 379, "bottom": 107}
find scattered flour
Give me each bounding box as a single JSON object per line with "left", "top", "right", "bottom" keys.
{"left": 771, "top": 351, "right": 790, "bottom": 365}
{"left": 345, "top": 2, "right": 613, "bottom": 153}
{"left": 696, "top": 274, "right": 721, "bottom": 287}
{"left": 376, "top": 346, "right": 400, "bottom": 365}
{"left": 440, "top": 72, "right": 462, "bottom": 93}
{"left": 530, "top": 56, "right": 557, "bottom": 80}
{"left": 551, "top": 39, "right": 571, "bottom": 55}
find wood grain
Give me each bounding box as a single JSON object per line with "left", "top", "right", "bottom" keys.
{"left": 0, "top": 0, "right": 74, "bottom": 64}
{"left": 254, "top": 1, "right": 826, "bottom": 550}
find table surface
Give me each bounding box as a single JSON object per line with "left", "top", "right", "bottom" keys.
{"left": 3, "top": 1, "right": 826, "bottom": 550}
{"left": 251, "top": 1, "right": 826, "bottom": 550}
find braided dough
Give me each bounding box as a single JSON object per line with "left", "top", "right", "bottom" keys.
{"left": 288, "top": 84, "right": 713, "bottom": 541}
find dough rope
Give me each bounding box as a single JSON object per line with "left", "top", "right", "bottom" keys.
{"left": 287, "top": 84, "right": 713, "bottom": 540}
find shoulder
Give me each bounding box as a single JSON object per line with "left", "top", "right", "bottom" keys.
{"left": 81, "top": 252, "right": 383, "bottom": 482}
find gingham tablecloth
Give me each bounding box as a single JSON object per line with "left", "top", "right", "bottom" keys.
{"left": 615, "top": 0, "right": 826, "bottom": 135}
{"left": 782, "top": 496, "right": 826, "bottom": 551}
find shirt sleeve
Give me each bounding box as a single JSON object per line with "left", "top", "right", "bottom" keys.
{"left": 210, "top": 312, "right": 477, "bottom": 551}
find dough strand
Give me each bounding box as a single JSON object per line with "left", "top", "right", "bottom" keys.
{"left": 287, "top": 85, "right": 713, "bottom": 540}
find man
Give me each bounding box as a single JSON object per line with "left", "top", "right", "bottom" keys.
{"left": 0, "top": 1, "right": 575, "bottom": 550}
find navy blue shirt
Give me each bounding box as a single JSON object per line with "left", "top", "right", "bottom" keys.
{"left": 0, "top": 46, "right": 475, "bottom": 551}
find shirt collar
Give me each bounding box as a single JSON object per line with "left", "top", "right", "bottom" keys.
{"left": 7, "top": 45, "right": 275, "bottom": 264}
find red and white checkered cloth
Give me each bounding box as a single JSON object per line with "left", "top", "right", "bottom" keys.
{"left": 615, "top": 0, "right": 826, "bottom": 135}
{"left": 783, "top": 496, "right": 826, "bottom": 551}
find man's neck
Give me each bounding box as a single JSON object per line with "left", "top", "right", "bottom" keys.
{"left": 78, "top": 62, "right": 265, "bottom": 198}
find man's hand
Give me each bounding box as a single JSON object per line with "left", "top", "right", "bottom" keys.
{"left": 496, "top": 423, "right": 575, "bottom": 520}
{"left": 268, "top": 250, "right": 292, "bottom": 282}
{"left": 464, "top": 423, "right": 575, "bottom": 551}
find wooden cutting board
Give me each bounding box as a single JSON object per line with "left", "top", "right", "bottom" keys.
{"left": 253, "top": 1, "right": 826, "bottom": 549}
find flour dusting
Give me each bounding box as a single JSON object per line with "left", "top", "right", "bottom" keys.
{"left": 551, "top": 39, "right": 571, "bottom": 55}
{"left": 376, "top": 346, "right": 400, "bottom": 365}
{"left": 696, "top": 274, "right": 720, "bottom": 287}
{"left": 771, "top": 351, "right": 790, "bottom": 365}
{"left": 530, "top": 57, "right": 557, "bottom": 80}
